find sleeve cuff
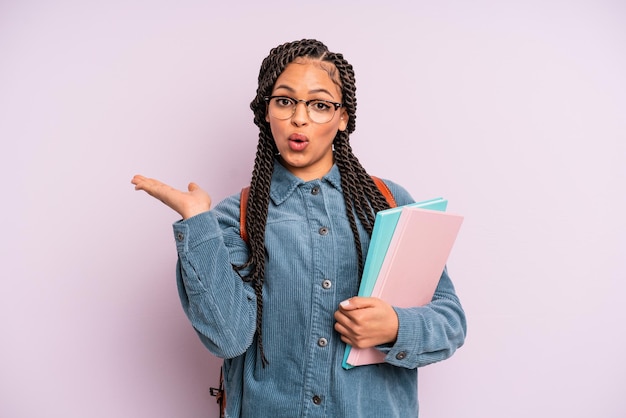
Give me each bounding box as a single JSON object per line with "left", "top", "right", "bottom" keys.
{"left": 172, "top": 210, "right": 221, "bottom": 253}
{"left": 382, "top": 307, "right": 423, "bottom": 368}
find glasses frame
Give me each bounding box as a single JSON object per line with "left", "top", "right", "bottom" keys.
{"left": 264, "top": 95, "right": 343, "bottom": 124}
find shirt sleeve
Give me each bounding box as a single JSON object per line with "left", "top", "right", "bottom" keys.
{"left": 379, "top": 266, "right": 467, "bottom": 369}
{"left": 173, "top": 196, "right": 257, "bottom": 359}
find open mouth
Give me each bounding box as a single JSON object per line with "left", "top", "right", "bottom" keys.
{"left": 288, "top": 133, "right": 309, "bottom": 151}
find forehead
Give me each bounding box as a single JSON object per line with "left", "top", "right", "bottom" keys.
{"left": 273, "top": 60, "right": 342, "bottom": 97}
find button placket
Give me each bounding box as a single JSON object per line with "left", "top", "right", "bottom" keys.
{"left": 303, "top": 181, "right": 333, "bottom": 412}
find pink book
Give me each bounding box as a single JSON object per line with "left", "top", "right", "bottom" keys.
{"left": 345, "top": 206, "right": 464, "bottom": 368}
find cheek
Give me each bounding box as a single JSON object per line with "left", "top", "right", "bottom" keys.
{"left": 320, "top": 123, "right": 342, "bottom": 139}
{"left": 267, "top": 119, "right": 286, "bottom": 142}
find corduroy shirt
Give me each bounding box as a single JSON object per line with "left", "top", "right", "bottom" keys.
{"left": 173, "top": 162, "right": 466, "bottom": 418}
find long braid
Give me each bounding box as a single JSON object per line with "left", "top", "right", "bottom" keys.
{"left": 334, "top": 133, "right": 391, "bottom": 275}
{"left": 236, "top": 39, "right": 391, "bottom": 367}
{"left": 234, "top": 130, "right": 274, "bottom": 367}
{"left": 325, "top": 51, "right": 391, "bottom": 275}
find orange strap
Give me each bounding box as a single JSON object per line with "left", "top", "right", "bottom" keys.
{"left": 239, "top": 176, "right": 396, "bottom": 243}
{"left": 239, "top": 186, "right": 250, "bottom": 244}
{"left": 371, "top": 175, "right": 397, "bottom": 208}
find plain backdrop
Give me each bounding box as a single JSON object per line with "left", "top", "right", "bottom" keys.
{"left": 1, "top": 0, "right": 625, "bottom": 417}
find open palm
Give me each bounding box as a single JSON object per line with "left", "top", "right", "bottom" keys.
{"left": 131, "top": 174, "right": 212, "bottom": 220}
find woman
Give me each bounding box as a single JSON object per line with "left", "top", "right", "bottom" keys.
{"left": 132, "top": 38, "right": 466, "bottom": 417}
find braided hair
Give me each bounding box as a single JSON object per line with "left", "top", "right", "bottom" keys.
{"left": 236, "top": 39, "right": 391, "bottom": 367}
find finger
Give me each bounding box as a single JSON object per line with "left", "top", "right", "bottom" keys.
{"left": 339, "top": 297, "right": 374, "bottom": 311}
{"left": 135, "top": 179, "right": 178, "bottom": 204}
{"left": 188, "top": 182, "right": 199, "bottom": 192}
{"left": 132, "top": 175, "right": 160, "bottom": 191}
{"left": 338, "top": 333, "right": 352, "bottom": 346}
{"left": 334, "top": 321, "right": 354, "bottom": 341}
{"left": 131, "top": 174, "right": 147, "bottom": 187}
{"left": 334, "top": 309, "right": 350, "bottom": 326}
{"left": 135, "top": 178, "right": 158, "bottom": 193}
{"left": 335, "top": 310, "right": 364, "bottom": 336}
{"left": 339, "top": 299, "right": 356, "bottom": 311}
{"left": 335, "top": 320, "right": 369, "bottom": 348}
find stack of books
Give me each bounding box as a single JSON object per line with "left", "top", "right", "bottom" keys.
{"left": 342, "top": 198, "right": 464, "bottom": 369}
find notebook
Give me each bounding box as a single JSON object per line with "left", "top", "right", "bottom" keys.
{"left": 342, "top": 202, "right": 463, "bottom": 369}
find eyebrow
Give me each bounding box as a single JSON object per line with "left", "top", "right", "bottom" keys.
{"left": 272, "top": 84, "right": 336, "bottom": 99}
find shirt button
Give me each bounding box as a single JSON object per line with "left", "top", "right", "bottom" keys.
{"left": 317, "top": 337, "right": 328, "bottom": 347}
{"left": 176, "top": 232, "right": 184, "bottom": 241}
{"left": 322, "top": 279, "right": 332, "bottom": 289}
{"left": 396, "top": 351, "right": 407, "bottom": 360}
{"left": 311, "top": 186, "right": 320, "bottom": 195}
{"left": 312, "top": 395, "right": 322, "bottom": 405}
{"left": 319, "top": 227, "right": 329, "bottom": 236}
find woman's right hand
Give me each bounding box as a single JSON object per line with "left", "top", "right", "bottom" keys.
{"left": 131, "top": 174, "right": 212, "bottom": 220}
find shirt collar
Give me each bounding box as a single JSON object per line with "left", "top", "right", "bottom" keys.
{"left": 270, "top": 160, "right": 343, "bottom": 206}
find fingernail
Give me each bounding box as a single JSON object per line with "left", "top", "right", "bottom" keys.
{"left": 340, "top": 299, "right": 350, "bottom": 307}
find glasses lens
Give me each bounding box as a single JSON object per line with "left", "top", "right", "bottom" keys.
{"left": 268, "top": 97, "right": 295, "bottom": 120}
{"left": 307, "top": 100, "right": 336, "bottom": 124}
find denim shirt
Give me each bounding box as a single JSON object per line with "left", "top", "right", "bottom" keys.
{"left": 173, "top": 162, "right": 466, "bottom": 418}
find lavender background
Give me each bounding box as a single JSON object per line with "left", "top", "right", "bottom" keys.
{"left": 1, "top": 1, "right": 625, "bottom": 417}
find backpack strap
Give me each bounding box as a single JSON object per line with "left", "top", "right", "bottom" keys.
{"left": 239, "top": 186, "right": 250, "bottom": 243}
{"left": 209, "top": 366, "right": 226, "bottom": 418}
{"left": 239, "top": 176, "right": 396, "bottom": 243}
{"left": 370, "top": 175, "right": 397, "bottom": 208}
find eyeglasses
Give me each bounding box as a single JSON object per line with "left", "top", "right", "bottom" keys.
{"left": 264, "top": 96, "right": 343, "bottom": 124}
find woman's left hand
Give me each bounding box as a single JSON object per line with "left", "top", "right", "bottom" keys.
{"left": 334, "top": 297, "right": 399, "bottom": 349}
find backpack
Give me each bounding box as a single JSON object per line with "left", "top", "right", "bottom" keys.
{"left": 209, "top": 176, "right": 396, "bottom": 417}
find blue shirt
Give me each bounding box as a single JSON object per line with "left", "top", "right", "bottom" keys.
{"left": 173, "top": 162, "right": 466, "bottom": 417}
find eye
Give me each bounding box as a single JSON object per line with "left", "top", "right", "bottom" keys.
{"left": 310, "top": 100, "right": 333, "bottom": 112}
{"left": 274, "top": 97, "right": 294, "bottom": 107}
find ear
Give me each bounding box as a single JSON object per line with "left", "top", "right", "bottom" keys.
{"left": 338, "top": 109, "right": 349, "bottom": 131}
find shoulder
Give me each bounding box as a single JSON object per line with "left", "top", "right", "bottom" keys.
{"left": 375, "top": 177, "right": 415, "bottom": 206}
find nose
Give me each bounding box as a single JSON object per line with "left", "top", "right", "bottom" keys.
{"left": 291, "top": 101, "right": 309, "bottom": 126}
